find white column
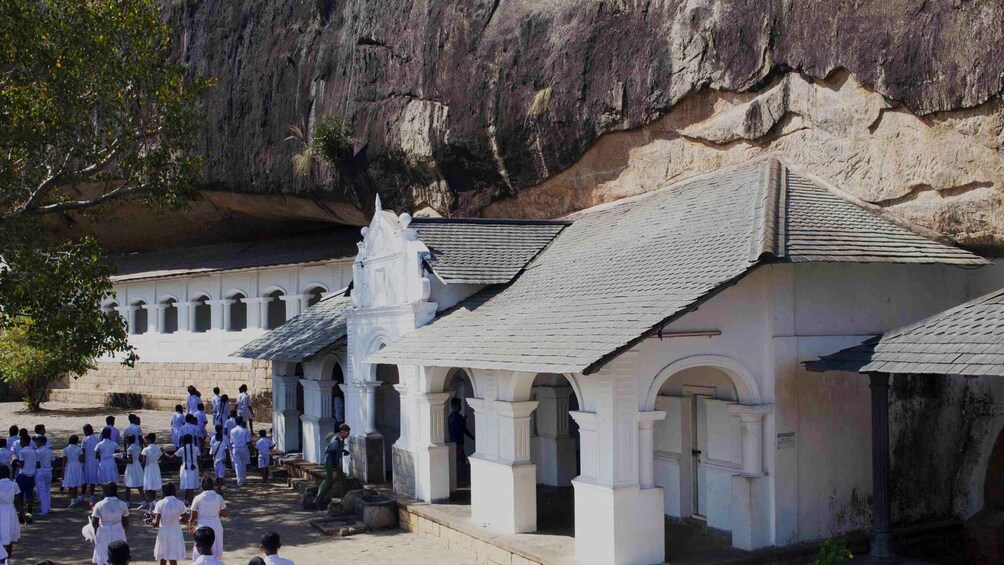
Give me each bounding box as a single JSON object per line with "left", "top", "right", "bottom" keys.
{"left": 414, "top": 391, "right": 451, "bottom": 502}
{"left": 470, "top": 398, "right": 539, "bottom": 534}
{"left": 272, "top": 372, "right": 301, "bottom": 453}
{"left": 187, "top": 302, "right": 197, "bottom": 332}
{"left": 118, "top": 306, "right": 135, "bottom": 334}
{"left": 281, "top": 295, "right": 296, "bottom": 321}
{"left": 300, "top": 379, "right": 337, "bottom": 464}
{"left": 638, "top": 411, "right": 665, "bottom": 488}
{"left": 207, "top": 299, "right": 230, "bottom": 331}
{"left": 178, "top": 302, "right": 191, "bottom": 333}
{"left": 532, "top": 386, "right": 577, "bottom": 487}
{"left": 221, "top": 299, "right": 233, "bottom": 331}
{"left": 570, "top": 352, "right": 665, "bottom": 565}
{"left": 728, "top": 404, "right": 772, "bottom": 550}
{"left": 299, "top": 294, "right": 312, "bottom": 312}
{"left": 364, "top": 381, "right": 379, "bottom": 435}
{"left": 245, "top": 297, "right": 266, "bottom": 330}
{"left": 156, "top": 304, "right": 168, "bottom": 334}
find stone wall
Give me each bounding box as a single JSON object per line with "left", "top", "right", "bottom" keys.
{"left": 48, "top": 360, "right": 272, "bottom": 415}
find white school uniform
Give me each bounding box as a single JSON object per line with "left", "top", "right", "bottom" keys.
{"left": 211, "top": 393, "right": 221, "bottom": 415}
{"left": 179, "top": 422, "right": 200, "bottom": 444}
{"left": 91, "top": 496, "right": 129, "bottom": 565}
{"left": 124, "top": 442, "right": 144, "bottom": 488}
{"left": 236, "top": 392, "right": 252, "bottom": 421}
{"left": 81, "top": 435, "right": 99, "bottom": 483}
{"left": 35, "top": 445, "right": 54, "bottom": 514}
{"left": 256, "top": 437, "right": 274, "bottom": 469}
{"left": 195, "top": 410, "right": 208, "bottom": 438}
{"left": 179, "top": 443, "right": 201, "bottom": 491}
{"left": 142, "top": 444, "right": 163, "bottom": 491}
{"left": 211, "top": 438, "right": 227, "bottom": 479}
{"left": 124, "top": 423, "right": 143, "bottom": 445}
{"left": 187, "top": 394, "right": 201, "bottom": 415}
{"left": 266, "top": 554, "right": 296, "bottom": 565}
{"left": 153, "top": 495, "right": 188, "bottom": 561}
{"left": 62, "top": 443, "right": 83, "bottom": 488}
{"left": 0, "top": 478, "right": 20, "bottom": 545}
{"left": 170, "top": 411, "right": 185, "bottom": 446}
{"left": 229, "top": 426, "right": 251, "bottom": 486}
{"left": 190, "top": 489, "right": 226, "bottom": 559}
{"left": 193, "top": 555, "right": 226, "bottom": 565}
{"left": 0, "top": 447, "right": 11, "bottom": 474}
{"left": 95, "top": 438, "right": 119, "bottom": 484}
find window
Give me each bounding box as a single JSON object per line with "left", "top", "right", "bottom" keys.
{"left": 131, "top": 301, "right": 148, "bottom": 335}
{"left": 161, "top": 298, "right": 179, "bottom": 334}
{"left": 229, "top": 293, "right": 248, "bottom": 331}
{"left": 306, "top": 286, "right": 325, "bottom": 308}
{"left": 192, "top": 296, "right": 211, "bottom": 333}
{"left": 266, "top": 290, "right": 286, "bottom": 329}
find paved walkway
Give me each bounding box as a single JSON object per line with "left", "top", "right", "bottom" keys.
{"left": 5, "top": 401, "right": 478, "bottom": 564}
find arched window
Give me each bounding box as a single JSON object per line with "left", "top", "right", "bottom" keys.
{"left": 160, "top": 298, "right": 179, "bottom": 334}
{"left": 102, "top": 301, "right": 119, "bottom": 315}
{"left": 228, "top": 292, "right": 248, "bottom": 331}
{"left": 131, "top": 300, "right": 148, "bottom": 335}
{"left": 306, "top": 286, "right": 326, "bottom": 308}
{"left": 266, "top": 290, "right": 286, "bottom": 329}
{"left": 191, "top": 295, "right": 211, "bottom": 333}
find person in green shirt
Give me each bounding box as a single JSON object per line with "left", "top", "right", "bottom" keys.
{"left": 314, "top": 424, "right": 351, "bottom": 507}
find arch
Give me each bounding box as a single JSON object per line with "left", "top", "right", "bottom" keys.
{"left": 361, "top": 331, "right": 394, "bottom": 381}
{"left": 223, "top": 288, "right": 248, "bottom": 300}
{"left": 964, "top": 416, "right": 1004, "bottom": 517}
{"left": 318, "top": 353, "right": 347, "bottom": 383}
{"left": 190, "top": 295, "right": 212, "bottom": 333}
{"left": 159, "top": 297, "right": 179, "bottom": 334}
{"left": 303, "top": 283, "right": 328, "bottom": 308}
{"left": 129, "top": 299, "right": 148, "bottom": 335}
{"left": 101, "top": 300, "right": 119, "bottom": 314}
{"left": 426, "top": 366, "right": 479, "bottom": 397}
{"left": 261, "top": 284, "right": 288, "bottom": 296}
{"left": 190, "top": 291, "right": 213, "bottom": 301}
{"left": 265, "top": 288, "right": 287, "bottom": 329}
{"left": 509, "top": 371, "right": 585, "bottom": 408}
{"left": 644, "top": 354, "right": 762, "bottom": 410}
{"left": 227, "top": 291, "right": 248, "bottom": 332}
{"left": 157, "top": 293, "right": 180, "bottom": 304}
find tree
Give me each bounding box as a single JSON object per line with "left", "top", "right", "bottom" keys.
{"left": 0, "top": 0, "right": 204, "bottom": 407}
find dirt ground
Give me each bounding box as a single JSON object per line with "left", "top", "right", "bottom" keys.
{"left": 6, "top": 401, "right": 477, "bottom": 565}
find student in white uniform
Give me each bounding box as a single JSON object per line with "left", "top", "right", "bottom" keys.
{"left": 195, "top": 403, "right": 209, "bottom": 449}
{"left": 260, "top": 531, "right": 295, "bottom": 565}
{"left": 123, "top": 435, "right": 144, "bottom": 506}
{"left": 178, "top": 434, "right": 200, "bottom": 505}
{"left": 256, "top": 429, "right": 274, "bottom": 482}
{"left": 95, "top": 428, "right": 119, "bottom": 485}
{"left": 5, "top": 427, "right": 18, "bottom": 463}
{"left": 141, "top": 433, "right": 166, "bottom": 510}
{"left": 34, "top": 435, "right": 54, "bottom": 516}
{"left": 124, "top": 414, "right": 144, "bottom": 448}
{"left": 152, "top": 481, "right": 188, "bottom": 565}
{"left": 63, "top": 434, "right": 84, "bottom": 507}
{"left": 82, "top": 424, "right": 101, "bottom": 502}
{"left": 14, "top": 435, "right": 37, "bottom": 522}
{"left": 236, "top": 384, "right": 255, "bottom": 434}
{"left": 0, "top": 439, "right": 12, "bottom": 476}
{"left": 170, "top": 405, "right": 185, "bottom": 447}
{"left": 211, "top": 387, "right": 221, "bottom": 418}
{"left": 210, "top": 429, "right": 228, "bottom": 493}
{"left": 192, "top": 526, "right": 225, "bottom": 565}
{"left": 214, "top": 394, "right": 230, "bottom": 429}
{"left": 229, "top": 417, "right": 251, "bottom": 487}
{"left": 189, "top": 476, "right": 227, "bottom": 560}
{"left": 0, "top": 466, "right": 20, "bottom": 563}
{"left": 103, "top": 416, "right": 121, "bottom": 447}
{"left": 179, "top": 415, "right": 200, "bottom": 448}
{"left": 91, "top": 482, "right": 129, "bottom": 565}
{"left": 186, "top": 386, "right": 202, "bottom": 415}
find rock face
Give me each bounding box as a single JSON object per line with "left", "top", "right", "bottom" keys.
{"left": 79, "top": 1, "right": 1004, "bottom": 250}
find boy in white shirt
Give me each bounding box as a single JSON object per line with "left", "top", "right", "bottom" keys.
{"left": 260, "top": 531, "right": 295, "bottom": 565}
{"left": 255, "top": 430, "right": 274, "bottom": 482}
{"left": 34, "top": 435, "right": 54, "bottom": 515}
{"left": 195, "top": 403, "right": 209, "bottom": 449}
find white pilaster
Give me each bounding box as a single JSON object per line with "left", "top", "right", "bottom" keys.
{"left": 272, "top": 373, "right": 301, "bottom": 453}
{"left": 470, "top": 399, "right": 538, "bottom": 534}
{"left": 532, "top": 385, "right": 577, "bottom": 487}
{"left": 414, "top": 391, "right": 451, "bottom": 502}
{"left": 300, "top": 379, "right": 338, "bottom": 464}
{"left": 245, "top": 297, "right": 266, "bottom": 330}
{"left": 728, "top": 404, "right": 773, "bottom": 550}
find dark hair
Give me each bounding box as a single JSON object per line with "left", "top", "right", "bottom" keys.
{"left": 127, "top": 414, "right": 137, "bottom": 424}
{"left": 220, "top": 394, "right": 229, "bottom": 403}
{"left": 34, "top": 424, "right": 45, "bottom": 434}
{"left": 101, "top": 428, "right": 112, "bottom": 440}
{"left": 36, "top": 436, "right": 47, "bottom": 446}
{"left": 18, "top": 428, "right": 27, "bottom": 437}
{"left": 126, "top": 435, "right": 137, "bottom": 446}
{"left": 162, "top": 482, "right": 177, "bottom": 497}
{"left": 181, "top": 434, "right": 193, "bottom": 446}
{"left": 182, "top": 435, "right": 196, "bottom": 470}
{"left": 249, "top": 558, "right": 267, "bottom": 565}
{"left": 186, "top": 414, "right": 197, "bottom": 424}
{"left": 215, "top": 430, "right": 223, "bottom": 441}
{"left": 83, "top": 424, "right": 94, "bottom": 435}
{"left": 103, "top": 481, "right": 118, "bottom": 497}
{"left": 0, "top": 466, "right": 9, "bottom": 479}
{"left": 339, "top": 423, "right": 351, "bottom": 433}
{"left": 187, "top": 385, "right": 197, "bottom": 395}
{"left": 197, "top": 403, "right": 205, "bottom": 411}
{"left": 7, "top": 425, "right": 16, "bottom": 436}
{"left": 69, "top": 434, "right": 79, "bottom": 445}
{"left": 451, "top": 397, "right": 461, "bottom": 409}
{"left": 0, "top": 439, "right": 5, "bottom": 449}
{"left": 107, "top": 540, "right": 131, "bottom": 565}
{"left": 175, "top": 404, "right": 183, "bottom": 413}
{"left": 145, "top": 433, "right": 156, "bottom": 443}
{"left": 229, "top": 409, "right": 238, "bottom": 418}
{"left": 258, "top": 429, "right": 267, "bottom": 438}
{"left": 19, "top": 435, "right": 29, "bottom": 447}
{"left": 239, "top": 384, "right": 248, "bottom": 393}
{"left": 260, "top": 530, "right": 281, "bottom": 553}
{"left": 213, "top": 387, "right": 220, "bottom": 394}
{"left": 194, "top": 525, "right": 216, "bottom": 551}
{"left": 202, "top": 476, "right": 215, "bottom": 491}
{"left": 235, "top": 417, "right": 245, "bottom": 427}
{"left": 106, "top": 416, "right": 115, "bottom": 425}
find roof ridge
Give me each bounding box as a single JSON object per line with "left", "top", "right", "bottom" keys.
{"left": 410, "top": 216, "right": 572, "bottom": 226}
{"left": 880, "top": 286, "right": 1004, "bottom": 342}
{"left": 749, "top": 158, "right": 784, "bottom": 262}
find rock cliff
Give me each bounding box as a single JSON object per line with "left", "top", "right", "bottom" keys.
{"left": 60, "top": 0, "right": 1004, "bottom": 251}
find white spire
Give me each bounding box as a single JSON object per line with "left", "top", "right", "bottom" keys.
{"left": 375, "top": 194, "right": 383, "bottom": 211}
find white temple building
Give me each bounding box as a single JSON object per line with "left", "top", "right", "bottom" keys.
{"left": 236, "top": 158, "right": 1003, "bottom": 565}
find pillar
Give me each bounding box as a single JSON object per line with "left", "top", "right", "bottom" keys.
{"left": 345, "top": 381, "right": 386, "bottom": 484}
{"left": 300, "top": 379, "right": 338, "bottom": 464}
{"left": 187, "top": 302, "right": 198, "bottom": 332}
{"left": 470, "top": 398, "right": 538, "bottom": 534}
{"left": 728, "top": 404, "right": 772, "bottom": 551}
{"left": 272, "top": 372, "right": 301, "bottom": 453}
{"left": 870, "top": 373, "right": 894, "bottom": 563}
{"left": 148, "top": 304, "right": 160, "bottom": 334}
{"left": 570, "top": 353, "right": 665, "bottom": 565}
{"left": 299, "top": 294, "right": 312, "bottom": 312}
{"left": 533, "top": 386, "right": 577, "bottom": 487}
{"left": 412, "top": 391, "right": 451, "bottom": 502}
{"left": 245, "top": 297, "right": 266, "bottom": 329}
{"left": 118, "top": 306, "right": 135, "bottom": 334}
{"left": 207, "top": 299, "right": 230, "bottom": 331}
{"left": 281, "top": 295, "right": 296, "bottom": 322}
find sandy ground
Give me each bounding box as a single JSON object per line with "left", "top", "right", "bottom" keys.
{"left": 6, "top": 401, "right": 477, "bottom": 565}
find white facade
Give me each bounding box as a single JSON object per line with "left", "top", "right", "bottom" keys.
{"left": 104, "top": 260, "right": 353, "bottom": 364}
{"left": 267, "top": 200, "right": 1004, "bottom": 565}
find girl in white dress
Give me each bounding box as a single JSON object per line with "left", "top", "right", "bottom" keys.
{"left": 142, "top": 433, "right": 167, "bottom": 509}
{"left": 170, "top": 405, "right": 185, "bottom": 447}
{"left": 91, "top": 482, "right": 129, "bottom": 565}
{"left": 123, "top": 435, "right": 144, "bottom": 505}
{"left": 152, "top": 482, "right": 188, "bottom": 565}
{"left": 189, "top": 476, "right": 227, "bottom": 560}
{"left": 62, "top": 434, "right": 84, "bottom": 507}
{"left": 186, "top": 386, "right": 202, "bottom": 415}
{"left": 82, "top": 424, "right": 100, "bottom": 502}
{"left": 178, "top": 434, "right": 200, "bottom": 504}
{"left": 0, "top": 466, "right": 20, "bottom": 562}
{"left": 95, "top": 428, "right": 119, "bottom": 485}
{"left": 210, "top": 429, "right": 227, "bottom": 493}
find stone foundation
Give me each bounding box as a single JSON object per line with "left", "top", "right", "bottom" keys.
{"left": 392, "top": 445, "right": 416, "bottom": 498}
{"left": 48, "top": 360, "right": 272, "bottom": 413}
{"left": 350, "top": 434, "right": 387, "bottom": 484}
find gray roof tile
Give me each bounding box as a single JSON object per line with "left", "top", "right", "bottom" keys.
{"left": 371, "top": 159, "right": 986, "bottom": 375}
{"left": 231, "top": 292, "right": 352, "bottom": 362}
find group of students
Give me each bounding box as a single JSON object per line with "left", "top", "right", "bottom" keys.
{"left": 83, "top": 529, "right": 295, "bottom": 565}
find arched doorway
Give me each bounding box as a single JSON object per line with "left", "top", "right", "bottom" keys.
{"left": 375, "top": 362, "right": 400, "bottom": 482}
{"left": 445, "top": 369, "right": 476, "bottom": 494}
{"left": 294, "top": 363, "right": 305, "bottom": 453}
{"left": 531, "top": 373, "right": 581, "bottom": 536}
{"left": 966, "top": 426, "right": 1004, "bottom": 563}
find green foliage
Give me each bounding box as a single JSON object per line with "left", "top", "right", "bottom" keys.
{"left": 310, "top": 114, "right": 354, "bottom": 165}
{"left": 0, "top": 0, "right": 207, "bottom": 219}
{"left": 811, "top": 539, "right": 853, "bottom": 565}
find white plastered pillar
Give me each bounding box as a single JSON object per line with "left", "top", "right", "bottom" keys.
{"left": 571, "top": 352, "right": 666, "bottom": 565}
{"left": 245, "top": 297, "right": 266, "bottom": 330}
{"left": 469, "top": 392, "right": 539, "bottom": 535}
{"left": 118, "top": 306, "right": 135, "bottom": 334}
{"left": 728, "top": 404, "right": 772, "bottom": 551}
{"left": 207, "top": 299, "right": 230, "bottom": 331}
{"left": 533, "top": 385, "right": 577, "bottom": 487}
{"left": 300, "top": 378, "right": 338, "bottom": 464}
{"left": 271, "top": 364, "right": 301, "bottom": 453}
{"left": 413, "top": 391, "right": 452, "bottom": 502}
{"left": 155, "top": 304, "right": 167, "bottom": 334}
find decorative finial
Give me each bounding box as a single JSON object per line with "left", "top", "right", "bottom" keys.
{"left": 375, "top": 194, "right": 383, "bottom": 211}
{"left": 399, "top": 212, "right": 412, "bottom": 228}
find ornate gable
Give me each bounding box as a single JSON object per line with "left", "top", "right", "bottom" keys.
{"left": 352, "top": 196, "right": 432, "bottom": 309}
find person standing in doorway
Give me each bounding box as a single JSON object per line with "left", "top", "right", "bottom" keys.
{"left": 448, "top": 398, "right": 475, "bottom": 482}
{"left": 236, "top": 385, "right": 254, "bottom": 435}
{"left": 313, "top": 424, "right": 350, "bottom": 508}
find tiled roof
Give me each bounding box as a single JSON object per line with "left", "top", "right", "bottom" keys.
{"left": 806, "top": 288, "right": 1004, "bottom": 377}
{"left": 369, "top": 158, "right": 987, "bottom": 375}
{"left": 111, "top": 228, "right": 360, "bottom": 282}
{"left": 410, "top": 218, "right": 568, "bottom": 284}
{"left": 231, "top": 292, "right": 352, "bottom": 362}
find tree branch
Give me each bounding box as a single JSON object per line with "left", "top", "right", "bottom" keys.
{"left": 29, "top": 180, "right": 137, "bottom": 215}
